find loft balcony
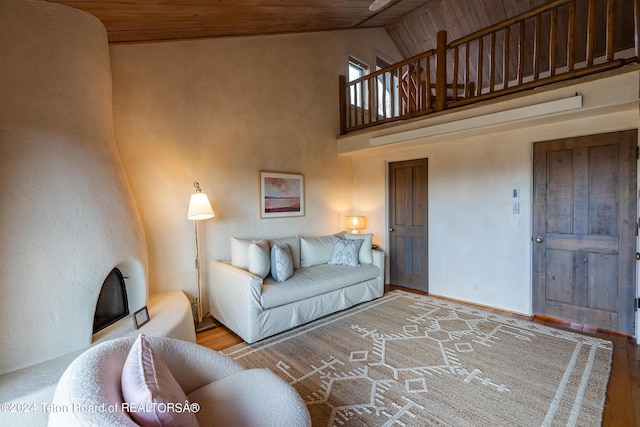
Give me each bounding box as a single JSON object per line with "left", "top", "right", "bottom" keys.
{"left": 339, "top": 0, "right": 639, "bottom": 135}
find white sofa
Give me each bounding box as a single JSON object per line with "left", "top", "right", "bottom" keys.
{"left": 208, "top": 234, "right": 385, "bottom": 343}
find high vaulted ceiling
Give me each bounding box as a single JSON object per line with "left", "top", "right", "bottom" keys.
{"left": 46, "top": 0, "right": 560, "bottom": 58}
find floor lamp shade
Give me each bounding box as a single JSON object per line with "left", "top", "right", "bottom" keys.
{"left": 188, "top": 192, "right": 214, "bottom": 220}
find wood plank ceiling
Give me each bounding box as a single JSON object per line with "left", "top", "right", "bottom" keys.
{"left": 46, "top": 0, "right": 564, "bottom": 58}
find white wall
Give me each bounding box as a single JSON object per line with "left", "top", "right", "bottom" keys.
{"left": 0, "top": 0, "right": 147, "bottom": 374}
{"left": 109, "top": 29, "right": 402, "bottom": 305}
{"left": 344, "top": 71, "right": 640, "bottom": 316}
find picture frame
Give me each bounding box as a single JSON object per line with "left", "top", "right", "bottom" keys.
{"left": 260, "top": 171, "right": 305, "bottom": 218}
{"left": 133, "top": 306, "right": 150, "bottom": 329}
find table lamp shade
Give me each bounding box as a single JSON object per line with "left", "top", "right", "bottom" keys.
{"left": 346, "top": 215, "right": 366, "bottom": 233}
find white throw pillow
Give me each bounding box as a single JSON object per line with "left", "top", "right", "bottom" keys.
{"left": 248, "top": 240, "right": 270, "bottom": 279}
{"left": 343, "top": 232, "right": 374, "bottom": 264}
{"left": 300, "top": 235, "right": 334, "bottom": 267}
{"left": 270, "top": 244, "right": 293, "bottom": 282}
{"left": 328, "top": 236, "right": 363, "bottom": 267}
{"left": 230, "top": 237, "right": 256, "bottom": 270}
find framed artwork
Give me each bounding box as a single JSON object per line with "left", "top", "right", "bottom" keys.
{"left": 260, "top": 171, "right": 305, "bottom": 218}
{"left": 133, "top": 306, "right": 150, "bottom": 329}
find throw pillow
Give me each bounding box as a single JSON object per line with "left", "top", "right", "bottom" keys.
{"left": 343, "top": 232, "right": 374, "bottom": 264}
{"left": 270, "top": 244, "right": 293, "bottom": 283}
{"left": 300, "top": 235, "right": 334, "bottom": 267}
{"left": 121, "top": 334, "right": 199, "bottom": 427}
{"left": 328, "top": 236, "right": 363, "bottom": 267}
{"left": 230, "top": 237, "right": 256, "bottom": 270}
{"left": 248, "top": 240, "right": 270, "bottom": 279}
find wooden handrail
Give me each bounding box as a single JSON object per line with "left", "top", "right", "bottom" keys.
{"left": 340, "top": 0, "right": 639, "bottom": 135}
{"left": 449, "top": 0, "right": 570, "bottom": 48}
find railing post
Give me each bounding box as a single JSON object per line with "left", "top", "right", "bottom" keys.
{"left": 435, "top": 30, "right": 447, "bottom": 112}
{"left": 339, "top": 75, "right": 347, "bottom": 135}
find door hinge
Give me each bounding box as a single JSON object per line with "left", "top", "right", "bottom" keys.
{"left": 635, "top": 297, "right": 639, "bottom": 312}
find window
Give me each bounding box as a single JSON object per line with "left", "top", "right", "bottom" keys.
{"left": 348, "top": 56, "right": 368, "bottom": 108}
{"left": 376, "top": 57, "right": 394, "bottom": 118}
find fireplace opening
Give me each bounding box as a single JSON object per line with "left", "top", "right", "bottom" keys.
{"left": 93, "top": 268, "right": 129, "bottom": 334}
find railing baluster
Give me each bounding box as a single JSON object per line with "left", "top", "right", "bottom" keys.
{"left": 409, "top": 62, "right": 418, "bottom": 113}
{"left": 453, "top": 46, "right": 459, "bottom": 100}
{"left": 550, "top": 7, "right": 558, "bottom": 76}
{"left": 606, "top": 0, "right": 616, "bottom": 61}
{"left": 587, "top": 0, "right": 596, "bottom": 66}
{"left": 418, "top": 61, "right": 423, "bottom": 111}
{"left": 477, "top": 37, "right": 484, "bottom": 96}
{"left": 490, "top": 32, "right": 496, "bottom": 92}
{"left": 360, "top": 81, "right": 364, "bottom": 126}
{"left": 504, "top": 26, "right": 510, "bottom": 89}
{"left": 391, "top": 68, "right": 397, "bottom": 118}
{"left": 402, "top": 64, "right": 407, "bottom": 114}
{"left": 436, "top": 30, "right": 447, "bottom": 111}
{"left": 534, "top": 15, "right": 541, "bottom": 80}
{"left": 465, "top": 42, "right": 471, "bottom": 98}
{"left": 518, "top": 20, "right": 525, "bottom": 85}
{"left": 368, "top": 78, "right": 373, "bottom": 124}
{"left": 426, "top": 56, "right": 432, "bottom": 109}
{"left": 568, "top": 0, "right": 576, "bottom": 71}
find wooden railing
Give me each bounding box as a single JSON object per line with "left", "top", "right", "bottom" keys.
{"left": 340, "top": 0, "right": 639, "bottom": 134}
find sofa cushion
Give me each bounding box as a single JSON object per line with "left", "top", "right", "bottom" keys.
{"left": 300, "top": 235, "right": 334, "bottom": 267}
{"left": 343, "top": 232, "right": 374, "bottom": 264}
{"left": 121, "top": 334, "right": 199, "bottom": 427}
{"left": 270, "top": 244, "right": 293, "bottom": 282}
{"left": 328, "top": 235, "right": 363, "bottom": 266}
{"left": 268, "top": 235, "right": 301, "bottom": 269}
{"left": 248, "top": 240, "right": 270, "bottom": 279}
{"left": 261, "top": 263, "right": 380, "bottom": 309}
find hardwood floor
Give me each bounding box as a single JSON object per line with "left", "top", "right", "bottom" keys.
{"left": 196, "top": 287, "right": 640, "bottom": 426}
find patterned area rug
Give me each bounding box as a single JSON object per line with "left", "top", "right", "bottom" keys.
{"left": 223, "top": 291, "right": 612, "bottom": 426}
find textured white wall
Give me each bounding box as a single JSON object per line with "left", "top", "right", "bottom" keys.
{"left": 0, "top": 0, "right": 147, "bottom": 374}
{"left": 110, "top": 29, "right": 402, "bottom": 304}
{"left": 347, "top": 71, "right": 640, "bottom": 316}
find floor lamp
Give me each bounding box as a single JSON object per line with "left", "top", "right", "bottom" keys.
{"left": 187, "top": 182, "right": 216, "bottom": 332}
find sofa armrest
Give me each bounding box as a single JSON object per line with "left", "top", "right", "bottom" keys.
{"left": 207, "top": 261, "right": 264, "bottom": 342}
{"left": 372, "top": 249, "right": 385, "bottom": 282}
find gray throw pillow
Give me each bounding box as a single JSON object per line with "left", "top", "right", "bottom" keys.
{"left": 270, "top": 244, "right": 293, "bottom": 282}
{"left": 328, "top": 236, "right": 363, "bottom": 267}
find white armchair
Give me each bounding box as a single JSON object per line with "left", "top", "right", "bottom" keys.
{"left": 48, "top": 336, "right": 311, "bottom": 427}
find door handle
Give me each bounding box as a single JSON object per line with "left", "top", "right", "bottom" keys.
{"left": 388, "top": 228, "right": 394, "bottom": 232}
{"left": 534, "top": 236, "right": 544, "bottom": 243}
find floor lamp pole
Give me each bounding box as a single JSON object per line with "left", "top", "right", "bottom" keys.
{"left": 193, "top": 219, "right": 203, "bottom": 324}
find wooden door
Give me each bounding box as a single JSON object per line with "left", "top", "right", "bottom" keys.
{"left": 388, "top": 158, "right": 429, "bottom": 291}
{"left": 532, "top": 130, "right": 637, "bottom": 335}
